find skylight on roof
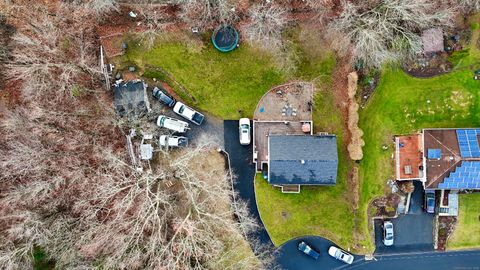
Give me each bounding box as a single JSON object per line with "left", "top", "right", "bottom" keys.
{"left": 428, "top": 148, "right": 441, "bottom": 160}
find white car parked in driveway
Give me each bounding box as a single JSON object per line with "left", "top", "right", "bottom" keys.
{"left": 328, "top": 246, "right": 354, "bottom": 265}
{"left": 383, "top": 221, "right": 394, "bottom": 246}
{"left": 239, "top": 118, "right": 251, "bottom": 145}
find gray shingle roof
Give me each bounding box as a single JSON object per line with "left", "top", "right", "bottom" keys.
{"left": 268, "top": 135, "right": 338, "bottom": 185}
{"left": 114, "top": 80, "right": 148, "bottom": 117}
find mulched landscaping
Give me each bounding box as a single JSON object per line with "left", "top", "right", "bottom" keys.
{"left": 437, "top": 216, "right": 457, "bottom": 251}
{"left": 369, "top": 193, "right": 400, "bottom": 218}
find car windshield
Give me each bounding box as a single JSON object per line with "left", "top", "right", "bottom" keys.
{"left": 241, "top": 124, "right": 249, "bottom": 129}
{"left": 178, "top": 105, "right": 185, "bottom": 114}
{"left": 386, "top": 233, "right": 393, "bottom": 240}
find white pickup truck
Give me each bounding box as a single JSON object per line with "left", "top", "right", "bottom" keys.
{"left": 173, "top": 102, "right": 205, "bottom": 125}
{"left": 156, "top": 115, "right": 189, "bottom": 133}
{"left": 159, "top": 135, "right": 188, "bottom": 148}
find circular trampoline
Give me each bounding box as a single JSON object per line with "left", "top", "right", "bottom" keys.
{"left": 212, "top": 25, "right": 239, "bottom": 52}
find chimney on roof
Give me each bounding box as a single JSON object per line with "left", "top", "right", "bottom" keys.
{"left": 300, "top": 160, "right": 305, "bottom": 164}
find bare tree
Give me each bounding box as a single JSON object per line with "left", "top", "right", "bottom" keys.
{"left": 88, "top": 0, "right": 119, "bottom": 15}
{"left": 457, "top": 0, "right": 480, "bottom": 14}
{"left": 6, "top": 6, "right": 101, "bottom": 101}
{"left": 329, "top": 0, "right": 455, "bottom": 68}
{"left": 243, "top": 3, "right": 287, "bottom": 51}
{"left": 1, "top": 2, "right": 269, "bottom": 270}
{"left": 137, "top": 3, "right": 173, "bottom": 49}
{"left": 178, "top": 0, "right": 237, "bottom": 27}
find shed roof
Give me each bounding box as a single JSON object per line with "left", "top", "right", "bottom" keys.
{"left": 422, "top": 28, "right": 444, "bottom": 53}
{"left": 268, "top": 135, "right": 338, "bottom": 185}
{"left": 113, "top": 80, "right": 149, "bottom": 117}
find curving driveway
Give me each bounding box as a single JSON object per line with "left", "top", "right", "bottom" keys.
{"left": 223, "top": 120, "right": 273, "bottom": 246}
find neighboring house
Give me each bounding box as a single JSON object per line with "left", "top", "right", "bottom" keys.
{"left": 395, "top": 128, "right": 480, "bottom": 190}
{"left": 421, "top": 28, "right": 444, "bottom": 54}
{"left": 267, "top": 135, "right": 338, "bottom": 193}
{"left": 114, "top": 79, "right": 151, "bottom": 117}
{"left": 395, "top": 128, "right": 480, "bottom": 215}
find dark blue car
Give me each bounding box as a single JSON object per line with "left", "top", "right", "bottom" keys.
{"left": 152, "top": 87, "right": 176, "bottom": 107}
{"left": 298, "top": 241, "right": 320, "bottom": 260}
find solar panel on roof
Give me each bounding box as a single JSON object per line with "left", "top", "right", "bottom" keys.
{"left": 457, "top": 129, "right": 480, "bottom": 158}
{"left": 439, "top": 161, "right": 480, "bottom": 190}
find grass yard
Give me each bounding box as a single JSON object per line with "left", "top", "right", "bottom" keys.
{"left": 447, "top": 193, "right": 480, "bottom": 250}
{"left": 358, "top": 21, "right": 480, "bottom": 251}
{"left": 119, "top": 34, "right": 285, "bottom": 119}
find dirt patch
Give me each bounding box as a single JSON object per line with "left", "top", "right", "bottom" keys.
{"left": 349, "top": 166, "right": 360, "bottom": 210}
{"left": 437, "top": 216, "right": 457, "bottom": 251}
{"left": 403, "top": 53, "right": 453, "bottom": 78}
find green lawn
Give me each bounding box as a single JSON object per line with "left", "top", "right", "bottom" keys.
{"left": 448, "top": 193, "right": 480, "bottom": 250}
{"left": 120, "top": 34, "right": 285, "bottom": 119}
{"left": 358, "top": 23, "right": 480, "bottom": 252}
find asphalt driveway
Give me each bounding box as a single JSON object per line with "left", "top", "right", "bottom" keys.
{"left": 374, "top": 181, "right": 434, "bottom": 254}
{"left": 223, "top": 120, "right": 273, "bottom": 247}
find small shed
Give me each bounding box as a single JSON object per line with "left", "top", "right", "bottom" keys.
{"left": 422, "top": 28, "right": 444, "bottom": 54}
{"left": 113, "top": 80, "right": 151, "bottom": 117}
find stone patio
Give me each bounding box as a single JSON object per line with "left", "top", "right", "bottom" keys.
{"left": 254, "top": 82, "right": 314, "bottom": 121}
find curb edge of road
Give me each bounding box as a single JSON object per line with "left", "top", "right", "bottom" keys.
{"left": 373, "top": 248, "right": 480, "bottom": 258}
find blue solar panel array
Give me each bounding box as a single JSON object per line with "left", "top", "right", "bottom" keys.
{"left": 427, "top": 149, "right": 441, "bottom": 159}
{"left": 456, "top": 129, "right": 480, "bottom": 158}
{"left": 438, "top": 161, "right": 480, "bottom": 189}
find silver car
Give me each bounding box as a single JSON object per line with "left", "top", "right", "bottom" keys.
{"left": 383, "top": 221, "right": 394, "bottom": 246}
{"left": 328, "top": 246, "right": 354, "bottom": 265}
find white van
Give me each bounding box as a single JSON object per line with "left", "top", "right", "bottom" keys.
{"left": 156, "top": 115, "right": 189, "bottom": 133}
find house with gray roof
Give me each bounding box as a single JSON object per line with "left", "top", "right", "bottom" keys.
{"left": 267, "top": 135, "right": 338, "bottom": 193}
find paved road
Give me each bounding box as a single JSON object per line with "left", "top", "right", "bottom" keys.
{"left": 352, "top": 250, "right": 480, "bottom": 270}
{"left": 374, "top": 181, "right": 434, "bottom": 254}
{"left": 223, "top": 120, "right": 273, "bottom": 247}
{"left": 278, "top": 238, "right": 480, "bottom": 270}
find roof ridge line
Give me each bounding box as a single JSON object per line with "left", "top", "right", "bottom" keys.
{"left": 426, "top": 132, "right": 459, "bottom": 158}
